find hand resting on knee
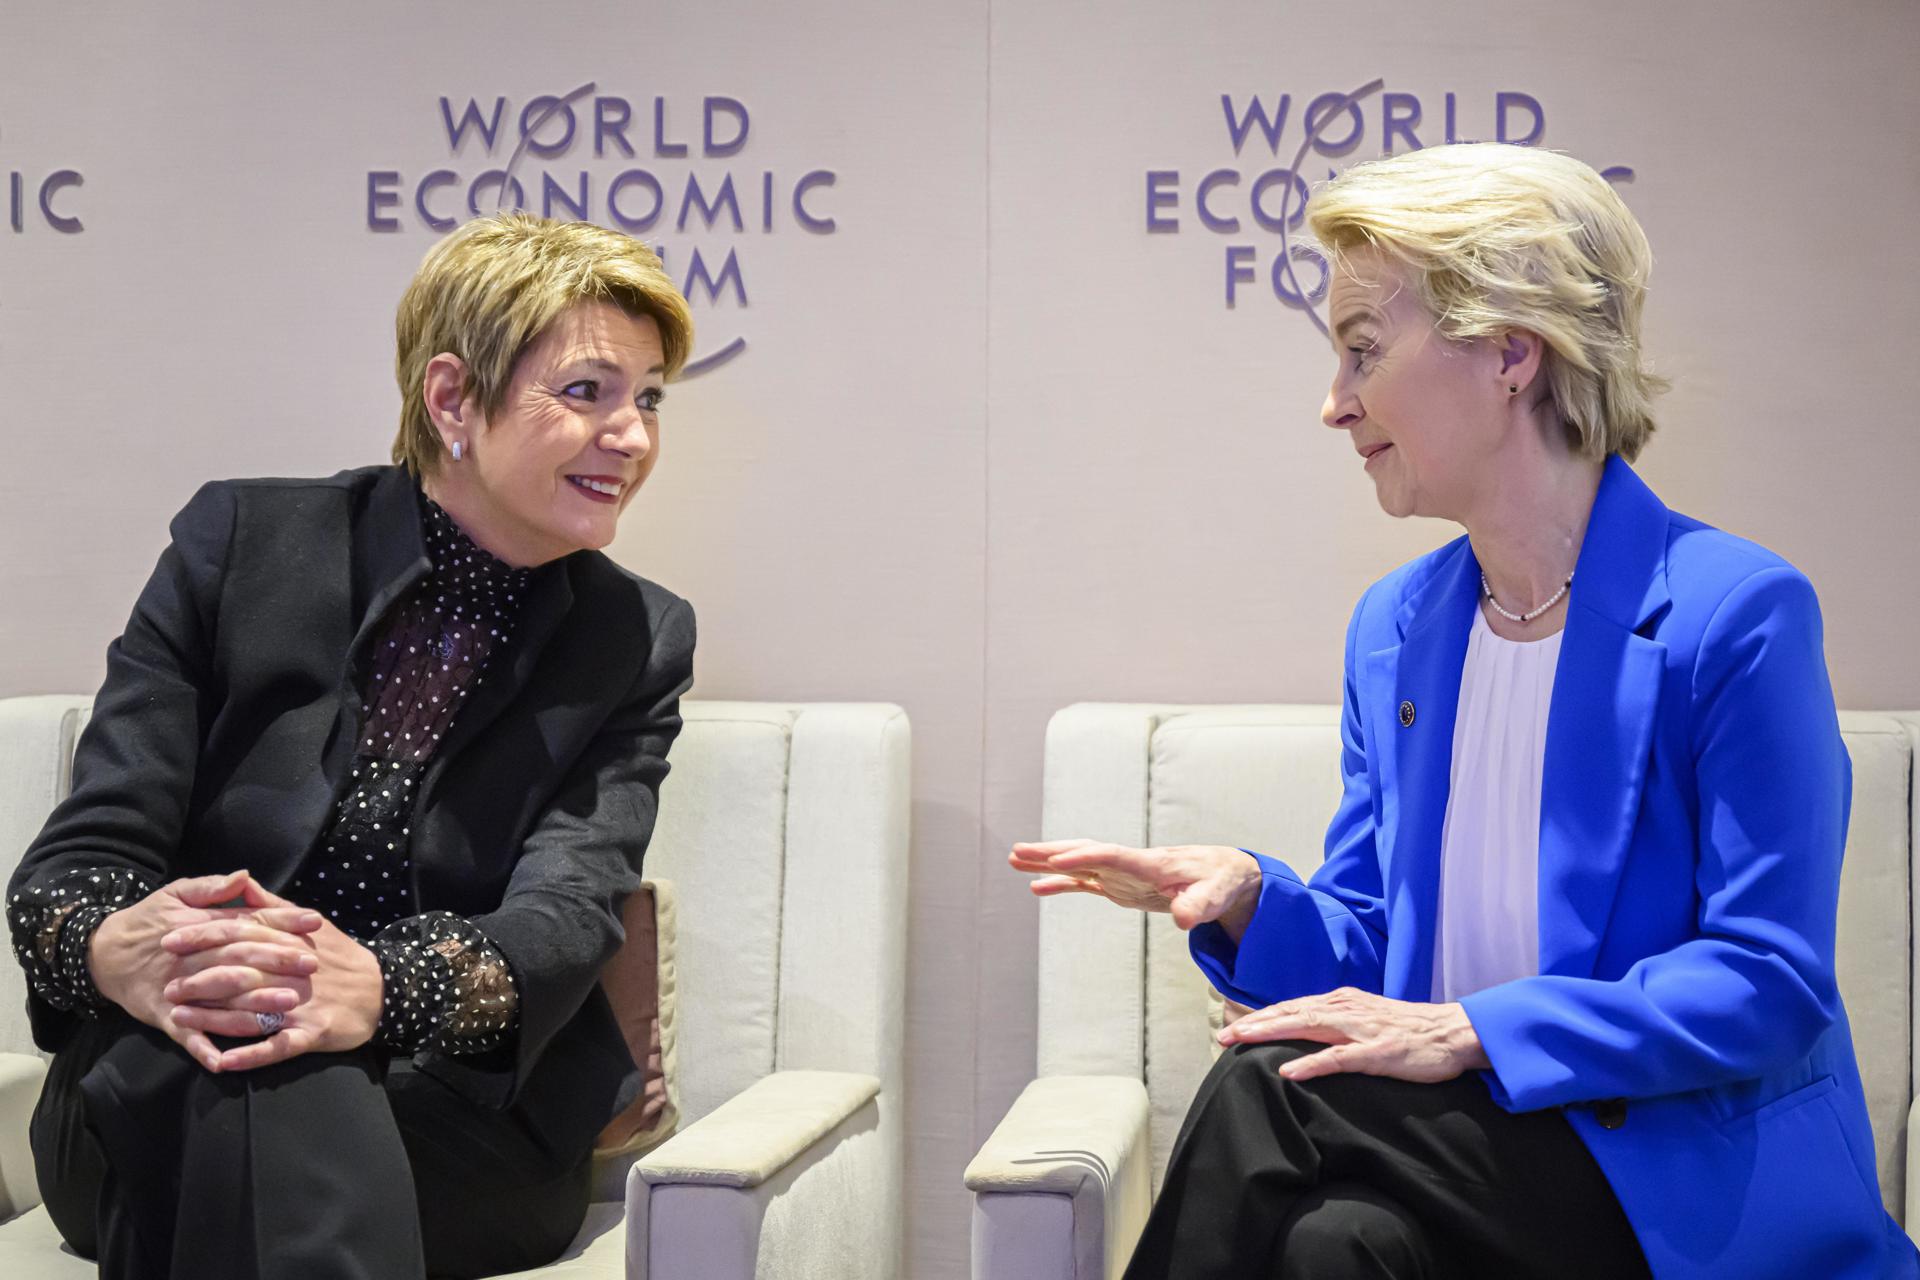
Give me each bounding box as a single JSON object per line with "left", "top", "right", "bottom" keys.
{"left": 89, "top": 869, "right": 384, "bottom": 1073}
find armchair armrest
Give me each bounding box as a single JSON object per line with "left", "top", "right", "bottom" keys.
{"left": 634, "top": 1069, "right": 877, "bottom": 1189}
{"left": 0, "top": 1052, "right": 48, "bottom": 1220}
{"left": 627, "top": 1070, "right": 888, "bottom": 1280}
{"left": 965, "top": 1076, "right": 1152, "bottom": 1280}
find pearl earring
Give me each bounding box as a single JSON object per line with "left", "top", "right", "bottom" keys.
{"left": 450, "top": 440, "right": 464, "bottom": 461}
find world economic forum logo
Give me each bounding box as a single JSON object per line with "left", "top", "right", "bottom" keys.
{"left": 366, "top": 81, "right": 837, "bottom": 378}
{"left": 1142, "top": 80, "right": 1635, "bottom": 336}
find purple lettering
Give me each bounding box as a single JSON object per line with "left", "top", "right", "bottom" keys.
{"left": 794, "top": 170, "right": 835, "bottom": 232}
{"left": 1304, "top": 92, "right": 1363, "bottom": 156}
{"left": 1382, "top": 93, "right": 1423, "bottom": 154}
{"left": 683, "top": 247, "right": 746, "bottom": 307}
{"left": 678, "top": 173, "right": 744, "bottom": 232}
{"left": 704, "top": 97, "right": 749, "bottom": 157}
{"left": 1222, "top": 95, "right": 1291, "bottom": 155}
{"left": 439, "top": 98, "right": 506, "bottom": 153}
{"left": 1145, "top": 169, "right": 1180, "bottom": 232}
{"left": 466, "top": 171, "right": 526, "bottom": 216}
{"left": 1225, "top": 245, "right": 1257, "bottom": 307}
{"left": 608, "top": 170, "right": 664, "bottom": 232}
{"left": 1249, "top": 169, "right": 1308, "bottom": 233}
{"left": 519, "top": 96, "right": 578, "bottom": 159}
{"left": 595, "top": 97, "right": 635, "bottom": 158}
{"left": 1272, "top": 244, "right": 1328, "bottom": 309}
{"left": 367, "top": 170, "right": 402, "bottom": 231}
{"left": 543, "top": 171, "right": 590, "bottom": 220}
{"left": 1496, "top": 92, "right": 1544, "bottom": 146}
{"left": 653, "top": 97, "right": 689, "bottom": 158}
{"left": 39, "top": 170, "right": 81, "bottom": 233}
{"left": 1196, "top": 169, "right": 1240, "bottom": 233}
{"left": 415, "top": 169, "right": 458, "bottom": 231}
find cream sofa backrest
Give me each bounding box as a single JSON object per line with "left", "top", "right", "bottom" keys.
{"left": 0, "top": 696, "right": 911, "bottom": 1133}
{"left": 1036, "top": 704, "right": 1919, "bottom": 1221}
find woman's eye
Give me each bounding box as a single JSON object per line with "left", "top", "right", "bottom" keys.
{"left": 1347, "top": 345, "right": 1374, "bottom": 372}
{"left": 637, "top": 389, "right": 665, "bottom": 413}
{"left": 562, "top": 380, "right": 599, "bottom": 401}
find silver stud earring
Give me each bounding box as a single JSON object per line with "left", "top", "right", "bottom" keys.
{"left": 450, "top": 440, "right": 464, "bottom": 461}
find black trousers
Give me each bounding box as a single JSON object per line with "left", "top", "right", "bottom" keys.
{"left": 1123, "top": 1041, "right": 1651, "bottom": 1280}
{"left": 30, "top": 1015, "right": 592, "bottom": 1280}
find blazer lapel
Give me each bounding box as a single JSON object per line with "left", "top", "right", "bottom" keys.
{"left": 325, "top": 468, "right": 432, "bottom": 773}
{"left": 1365, "top": 540, "right": 1479, "bottom": 1002}
{"left": 1537, "top": 457, "right": 1671, "bottom": 977}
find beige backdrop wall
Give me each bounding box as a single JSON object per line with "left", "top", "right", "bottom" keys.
{"left": 4, "top": 3, "right": 1918, "bottom": 1277}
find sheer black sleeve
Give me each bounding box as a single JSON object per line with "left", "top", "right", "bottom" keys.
{"left": 6, "top": 866, "right": 156, "bottom": 1016}
{"left": 369, "top": 910, "right": 519, "bottom": 1055}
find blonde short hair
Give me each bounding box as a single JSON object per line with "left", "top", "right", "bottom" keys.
{"left": 1307, "top": 144, "right": 1667, "bottom": 462}
{"left": 391, "top": 214, "right": 694, "bottom": 474}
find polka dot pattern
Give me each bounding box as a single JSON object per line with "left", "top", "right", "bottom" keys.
{"left": 7, "top": 866, "right": 153, "bottom": 1015}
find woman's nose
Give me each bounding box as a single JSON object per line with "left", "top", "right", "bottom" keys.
{"left": 1321, "top": 386, "right": 1360, "bottom": 430}
{"left": 600, "top": 412, "right": 651, "bottom": 459}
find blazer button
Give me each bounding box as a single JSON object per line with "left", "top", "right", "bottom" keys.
{"left": 1398, "top": 700, "right": 1415, "bottom": 727}
{"left": 1594, "top": 1099, "right": 1627, "bottom": 1129}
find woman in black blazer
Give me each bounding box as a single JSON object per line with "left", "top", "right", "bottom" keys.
{"left": 7, "top": 213, "right": 696, "bottom": 1278}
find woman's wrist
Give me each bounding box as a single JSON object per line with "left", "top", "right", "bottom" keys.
{"left": 1441, "top": 1002, "right": 1491, "bottom": 1071}
{"left": 1215, "top": 848, "right": 1264, "bottom": 942}
{"left": 84, "top": 905, "right": 136, "bottom": 1010}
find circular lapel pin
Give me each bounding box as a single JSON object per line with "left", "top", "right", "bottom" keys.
{"left": 1399, "top": 700, "right": 1416, "bottom": 727}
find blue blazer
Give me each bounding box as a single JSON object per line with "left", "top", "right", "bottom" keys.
{"left": 1191, "top": 457, "right": 1916, "bottom": 1279}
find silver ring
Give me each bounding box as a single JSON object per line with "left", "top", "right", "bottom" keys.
{"left": 255, "top": 1011, "right": 286, "bottom": 1036}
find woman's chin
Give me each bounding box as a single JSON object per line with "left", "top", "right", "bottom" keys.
{"left": 568, "top": 516, "right": 620, "bottom": 553}
{"left": 1368, "top": 481, "right": 1415, "bottom": 520}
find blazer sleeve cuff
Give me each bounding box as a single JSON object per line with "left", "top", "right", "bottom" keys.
{"left": 1459, "top": 981, "right": 1583, "bottom": 1113}
{"left": 1189, "top": 852, "right": 1311, "bottom": 1008}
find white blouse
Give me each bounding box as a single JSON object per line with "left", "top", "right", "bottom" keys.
{"left": 1431, "top": 605, "right": 1565, "bottom": 1004}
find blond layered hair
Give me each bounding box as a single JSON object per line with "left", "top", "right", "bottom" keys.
{"left": 391, "top": 214, "right": 694, "bottom": 474}
{"left": 1307, "top": 144, "right": 1667, "bottom": 461}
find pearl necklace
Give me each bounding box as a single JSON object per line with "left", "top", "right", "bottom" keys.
{"left": 1481, "top": 570, "right": 1573, "bottom": 624}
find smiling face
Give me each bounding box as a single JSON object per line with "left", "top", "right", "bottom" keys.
{"left": 1320, "top": 248, "right": 1511, "bottom": 523}
{"left": 425, "top": 299, "right": 667, "bottom": 566}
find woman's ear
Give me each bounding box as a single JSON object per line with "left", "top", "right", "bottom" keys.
{"left": 422, "top": 353, "right": 478, "bottom": 451}
{"left": 1496, "top": 329, "right": 1548, "bottom": 398}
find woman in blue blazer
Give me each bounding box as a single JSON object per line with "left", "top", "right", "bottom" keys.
{"left": 1014, "top": 145, "right": 1916, "bottom": 1279}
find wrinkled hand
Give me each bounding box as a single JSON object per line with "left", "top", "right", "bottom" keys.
{"left": 88, "top": 870, "right": 323, "bottom": 1072}
{"left": 1219, "top": 987, "right": 1490, "bottom": 1084}
{"left": 165, "top": 881, "right": 384, "bottom": 1072}
{"left": 1009, "top": 839, "right": 1262, "bottom": 933}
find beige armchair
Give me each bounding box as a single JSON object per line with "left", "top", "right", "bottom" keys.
{"left": 967, "top": 704, "right": 1920, "bottom": 1280}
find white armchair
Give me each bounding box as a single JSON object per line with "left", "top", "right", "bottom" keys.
{"left": 0, "top": 695, "right": 910, "bottom": 1280}
{"left": 967, "top": 703, "right": 1920, "bottom": 1280}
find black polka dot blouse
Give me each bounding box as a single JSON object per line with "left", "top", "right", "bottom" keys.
{"left": 7, "top": 493, "right": 529, "bottom": 1056}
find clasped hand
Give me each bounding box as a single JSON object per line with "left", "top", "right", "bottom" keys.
{"left": 88, "top": 870, "right": 383, "bottom": 1074}
{"left": 1010, "top": 839, "right": 1488, "bottom": 1083}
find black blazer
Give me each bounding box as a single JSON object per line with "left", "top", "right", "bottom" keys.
{"left": 12, "top": 464, "right": 695, "bottom": 1149}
